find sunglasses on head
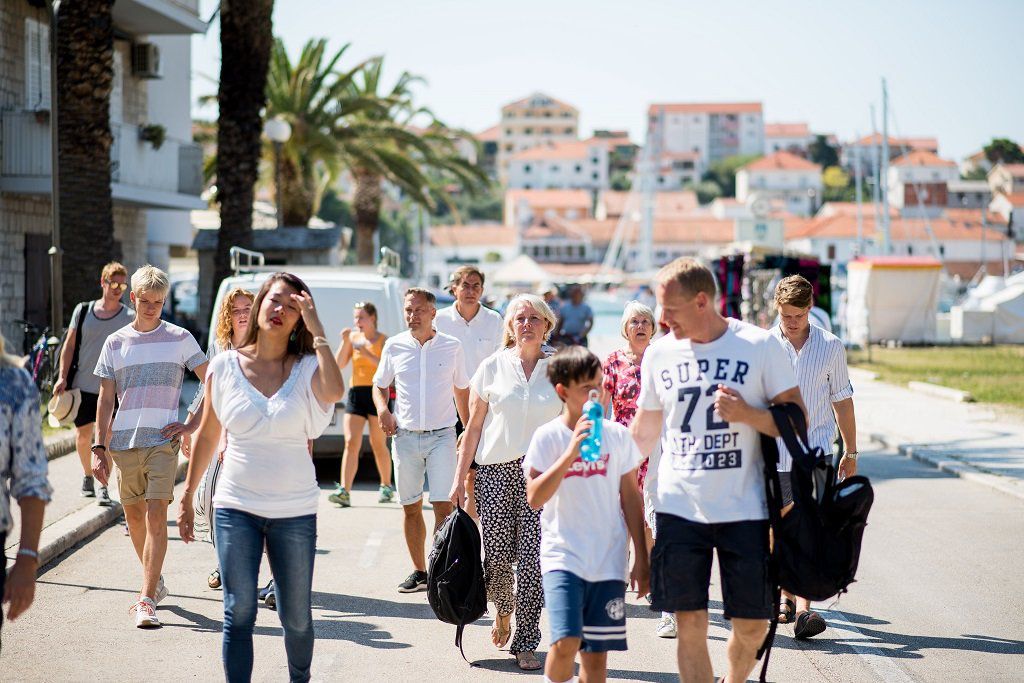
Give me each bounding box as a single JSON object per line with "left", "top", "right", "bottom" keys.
{"left": 104, "top": 280, "right": 128, "bottom": 292}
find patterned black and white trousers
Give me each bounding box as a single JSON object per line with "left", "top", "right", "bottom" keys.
{"left": 474, "top": 457, "right": 543, "bottom": 654}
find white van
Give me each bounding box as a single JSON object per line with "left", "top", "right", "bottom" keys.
{"left": 207, "top": 249, "right": 407, "bottom": 456}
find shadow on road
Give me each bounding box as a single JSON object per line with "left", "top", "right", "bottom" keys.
{"left": 313, "top": 590, "right": 437, "bottom": 621}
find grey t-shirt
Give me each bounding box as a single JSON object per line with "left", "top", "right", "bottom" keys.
{"left": 558, "top": 301, "right": 593, "bottom": 337}
{"left": 70, "top": 301, "right": 134, "bottom": 394}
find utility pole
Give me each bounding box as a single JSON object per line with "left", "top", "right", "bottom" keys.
{"left": 854, "top": 130, "right": 864, "bottom": 257}
{"left": 880, "top": 78, "right": 892, "bottom": 254}
{"left": 636, "top": 108, "right": 661, "bottom": 274}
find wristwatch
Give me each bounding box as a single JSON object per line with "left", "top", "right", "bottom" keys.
{"left": 845, "top": 451, "right": 858, "bottom": 461}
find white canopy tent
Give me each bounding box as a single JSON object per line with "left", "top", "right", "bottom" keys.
{"left": 490, "top": 254, "right": 553, "bottom": 288}
{"left": 845, "top": 257, "right": 942, "bottom": 345}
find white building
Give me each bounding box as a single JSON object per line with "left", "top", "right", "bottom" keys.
{"left": 647, "top": 102, "right": 764, "bottom": 166}
{"left": 764, "top": 122, "right": 815, "bottom": 157}
{"left": 886, "top": 150, "right": 959, "bottom": 210}
{"left": 988, "top": 163, "right": 1024, "bottom": 196}
{"left": 989, "top": 192, "right": 1024, "bottom": 234}
{"left": 506, "top": 138, "right": 609, "bottom": 191}
{"left": 840, "top": 134, "right": 938, "bottom": 178}
{"left": 654, "top": 151, "right": 703, "bottom": 190}
{"left": 503, "top": 189, "right": 591, "bottom": 228}
{"left": 497, "top": 93, "right": 578, "bottom": 185}
{"left": 735, "top": 152, "right": 823, "bottom": 217}
{"left": 946, "top": 179, "right": 992, "bottom": 209}
{"left": 423, "top": 224, "right": 518, "bottom": 289}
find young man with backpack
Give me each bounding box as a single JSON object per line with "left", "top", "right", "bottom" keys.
{"left": 771, "top": 275, "right": 859, "bottom": 639}
{"left": 630, "top": 258, "right": 804, "bottom": 683}
{"left": 524, "top": 346, "right": 649, "bottom": 683}
{"left": 52, "top": 261, "right": 134, "bottom": 505}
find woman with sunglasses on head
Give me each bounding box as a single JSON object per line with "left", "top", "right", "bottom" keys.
{"left": 178, "top": 273, "right": 344, "bottom": 683}
{"left": 328, "top": 302, "right": 394, "bottom": 507}
{"left": 52, "top": 261, "right": 134, "bottom": 507}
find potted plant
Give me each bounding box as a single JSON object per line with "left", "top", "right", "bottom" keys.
{"left": 138, "top": 123, "right": 166, "bottom": 150}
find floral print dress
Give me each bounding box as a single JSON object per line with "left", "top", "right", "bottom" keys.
{"left": 602, "top": 348, "right": 648, "bottom": 486}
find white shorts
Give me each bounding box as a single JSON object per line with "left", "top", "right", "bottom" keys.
{"left": 392, "top": 427, "right": 457, "bottom": 505}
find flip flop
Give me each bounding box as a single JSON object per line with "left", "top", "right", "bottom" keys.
{"left": 778, "top": 598, "right": 796, "bottom": 624}
{"left": 515, "top": 651, "right": 542, "bottom": 671}
{"left": 491, "top": 612, "right": 512, "bottom": 649}
{"left": 794, "top": 610, "right": 827, "bottom": 639}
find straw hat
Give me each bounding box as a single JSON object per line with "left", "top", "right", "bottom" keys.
{"left": 47, "top": 388, "right": 82, "bottom": 428}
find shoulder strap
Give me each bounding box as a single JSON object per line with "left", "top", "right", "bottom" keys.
{"left": 771, "top": 403, "right": 815, "bottom": 471}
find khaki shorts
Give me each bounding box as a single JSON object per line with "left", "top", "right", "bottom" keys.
{"left": 111, "top": 441, "right": 179, "bottom": 505}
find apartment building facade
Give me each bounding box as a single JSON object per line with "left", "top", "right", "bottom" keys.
{"left": 647, "top": 101, "right": 764, "bottom": 169}
{"left": 735, "top": 151, "right": 823, "bottom": 217}
{"left": 506, "top": 138, "right": 610, "bottom": 191}
{"left": 497, "top": 92, "right": 578, "bottom": 184}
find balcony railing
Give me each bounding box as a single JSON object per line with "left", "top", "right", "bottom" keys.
{"left": 1, "top": 111, "right": 203, "bottom": 204}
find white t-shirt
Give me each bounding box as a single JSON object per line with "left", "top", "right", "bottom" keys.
{"left": 373, "top": 330, "right": 470, "bottom": 431}
{"left": 434, "top": 304, "right": 504, "bottom": 379}
{"left": 524, "top": 418, "right": 641, "bottom": 582}
{"left": 471, "top": 349, "right": 562, "bottom": 466}
{"left": 637, "top": 318, "right": 797, "bottom": 524}
{"left": 208, "top": 352, "right": 332, "bottom": 518}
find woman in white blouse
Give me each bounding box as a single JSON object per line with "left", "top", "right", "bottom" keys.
{"left": 450, "top": 294, "right": 561, "bottom": 671}
{"left": 178, "top": 273, "right": 344, "bottom": 683}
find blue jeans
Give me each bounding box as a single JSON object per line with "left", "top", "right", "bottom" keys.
{"left": 215, "top": 507, "right": 317, "bottom": 683}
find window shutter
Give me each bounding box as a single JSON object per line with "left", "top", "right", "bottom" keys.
{"left": 24, "top": 18, "right": 51, "bottom": 111}
{"left": 111, "top": 49, "right": 124, "bottom": 123}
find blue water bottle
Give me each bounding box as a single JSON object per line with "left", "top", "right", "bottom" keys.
{"left": 580, "top": 389, "right": 604, "bottom": 462}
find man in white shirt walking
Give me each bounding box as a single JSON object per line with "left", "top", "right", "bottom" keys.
{"left": 630, "top": 258, "right": 804, "bottom": 683}
{"left": 771, "top": 275, "right": 858, "bottom": 639}
{"left": 435, "top": 265, "right": 504, "bottom": 519}
{"left": 374, "top": 288, "right": 471, "bottom": 593}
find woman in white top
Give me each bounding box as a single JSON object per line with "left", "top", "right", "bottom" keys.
{"left": 178, "top": 273, "right": 344, "bottom": 683}
{"left": 450, "top": 294, "right": 561, "bottom": 671}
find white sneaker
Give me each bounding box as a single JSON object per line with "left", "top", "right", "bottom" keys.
{"left": 154, "top": 576, "right": 168, "bottom": 605}
{"left": 132, "top": 598, "right": 160, "bottom": 628}
{"left": 656, "top": 614, "right": 677, "bottom": 639}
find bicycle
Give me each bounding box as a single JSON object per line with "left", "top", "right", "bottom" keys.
{"left": 14, "top": 319, "right": 61, "bottom": 398}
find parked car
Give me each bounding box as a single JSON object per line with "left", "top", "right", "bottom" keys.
{"left": 208, "top": 263, "right": 407, "bottom": 457}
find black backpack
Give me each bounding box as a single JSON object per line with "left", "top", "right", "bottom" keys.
{"left": 427, "top": 505, "right": 487, "bottom": 663}
{"left": 757, "top": 403, "right": 874, "bottom": 681}
{"left": 53, "top": 300, "right": 93, "bottom": 390}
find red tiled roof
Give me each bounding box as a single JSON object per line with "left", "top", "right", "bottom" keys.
{"left": 786, "top": 214, "right": 1009, "bottom": 242}
{"left": 475, "top": 124, "right": 500, "bottom": 142}
{"left": 1000, "top": 163, "right": 1024, "bottom": 177}
{"left": 999, "top": 191, "right": 1024, "bottom": 207}
{"left": 649, "top": 102, "right": 762, "bottom": 115}
{"left": 429, "top": 224, "right": 514, "bottom": 247}
{"left": 502, "top": 92, "right": 578, "bottom": 113}
{"left": 765, "top": 123, "right": 811, "bottom": 138}
{"left": 851, "top": 134, "right": 939, "bottom": 151}
{"left": 505, "top": 189, "right": 592, "bottom": 209}
{"left": 599, "top": 190, "right": 699, "bottom": 220}
{"left": 555, "top": 217, "right": 734, "bottom": 245}
{"left": 817, "top": 202, "right": 899, "bottom": 218}
{"left": 741, "top": 151, "right": 821, "bottom": 172}
{"left": 890, "top": 150, "right": 957, "bottom": 168}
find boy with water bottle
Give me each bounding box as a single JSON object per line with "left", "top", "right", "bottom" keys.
{"left": 524, "top": 346, "right": 649, "bottom": 683}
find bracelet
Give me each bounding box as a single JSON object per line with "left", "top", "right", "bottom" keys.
{"left": 312, "top": 336, "right": 330, "bottom": 349}
{"left": 91, "top": 444, "right": 106, "bottom": 451}
{"left": 17, "top": 548, "right": 39, "bottom": 561}
{"left": 845, "top": 451, "right": 858, "bottom": 460}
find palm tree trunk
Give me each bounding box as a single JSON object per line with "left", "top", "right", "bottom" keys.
{"left": 280, "top": 155, "right": 312, "bottom": 226}
{"left": 213, "top": 0, "right": 274, "bottom": 306}
{"left": 354, "top": 169, "right": 383, "bottom": 265}
{"left": 57, "top": 1, "right": 115, "bottom": 323}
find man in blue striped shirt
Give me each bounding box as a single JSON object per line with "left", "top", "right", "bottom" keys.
{"left": 771, "top": 275, "right": 859, "bottom": 640}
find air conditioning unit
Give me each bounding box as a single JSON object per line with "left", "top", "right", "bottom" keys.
{"left": 131, "top": 43, "right": 162, "bottom": 79}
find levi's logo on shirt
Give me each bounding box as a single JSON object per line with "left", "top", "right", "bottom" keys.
{"left": 564, "top": 453, "right": 610, "bottom": 478}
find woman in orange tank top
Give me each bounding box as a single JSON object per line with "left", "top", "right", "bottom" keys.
{"left": 329, "top": 302, "right": 393, "bottom": 507}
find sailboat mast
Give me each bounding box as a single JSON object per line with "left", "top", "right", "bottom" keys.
{"left": 880, "top": 78, "right": 892, "bottom": 254}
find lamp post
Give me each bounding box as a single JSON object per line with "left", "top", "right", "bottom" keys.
{"left": 27, "top": 0, "right": 62, "bottom": 334}
{"left": 264, "top": 116, "right": 292, "bottom": 229}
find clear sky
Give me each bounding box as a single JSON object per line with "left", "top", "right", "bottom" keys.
{"left": 191, "top": 0, "right": 1024, "bottom": 160}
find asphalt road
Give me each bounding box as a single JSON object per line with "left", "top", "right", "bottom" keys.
{"left": 2, "top": 443, "right": 1022, "bottom": 682}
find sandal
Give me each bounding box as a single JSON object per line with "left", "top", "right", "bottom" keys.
{"left": 491, "top": 612, "right": 512, "bottom": 649}
{"left": 777, "top": 598, "right": 796, "bottom": 624}
{"left": 208, "top": 569, "right": 221, "bottom": 589}
{"left": 515, "top": 650, "right": 542, "bottom": 671}
{"left": 794, "top": 610, "right": 827, "bottom": 639}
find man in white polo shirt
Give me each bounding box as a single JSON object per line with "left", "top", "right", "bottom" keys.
{"left": 435, "top": 265, "right": 503, "bottom": 519}
{"left": 374, "top": 288, "right": 471, "bottom": 593}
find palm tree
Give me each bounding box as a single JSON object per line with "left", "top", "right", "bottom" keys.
{"left": 213, "top": 0, "right": 274, "bottom": 304}
{"left": 342, "top": 59, "right": 489, "bottom": 265}
{"left": 56, "top": 0, "right": 116, "bottom": 321}
{"left": 263, "top": 38, "right": 383, "bottom": 227}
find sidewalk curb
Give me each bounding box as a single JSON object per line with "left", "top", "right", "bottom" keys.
{"left": 870, "top": 432, "right": 1024, "bottom": 502}
{"left": 907, "top": 381, "right": 974, "bottom": 403}
{"left": 45, "top": 432, "right": 76, "bottom": 461}
{"left": 37, "top": 456, "right": 191, "bottom": 571}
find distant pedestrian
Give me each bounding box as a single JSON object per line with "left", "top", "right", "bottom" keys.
{"left": 178, "top": 272, "right": 344, "bottom": 683}
{"left": 524, "top": 346, "right": 649, "bottom": 683}
{"left": 52, "top": 261, "right": 133, "bottom": 506}
{"left": 328, "top": 301, "right": 394, "bottom": 507}
{"left": 771, "top": 275, "right": 858, "bottom": 639}
{"left": 374, "top": 288, "right": 470, "bottom": 594}
{"left": 0, "top": 335, "right": 52, "bottom": 638}
{"left": 630, "top": 257, "right": 803, "bottom": 683}
{"left": 554, "top": 285, "right": 593, "bottom": 347}
{"left": 436, "top": 265, "right": 504, "bottom": 520}
{"left": 450, "top": 294, "right": 561, "bottom": 671}
{"left": 92, "top": 265, "right": 208, "bottom": 629}
{"left": 185, "top": 287, "right": 254, "bottom": 590}
{"left": 539, "top": 285, "right": 562, "bottom": 320}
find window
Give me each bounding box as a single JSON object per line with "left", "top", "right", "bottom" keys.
{"left": 524, "top": 127, "right": 533, "bottom": 135}
{"left": 658, "top": 176, "right": 665, "bottom": 184}
{"left": 939, "top": 244, "right": 945, "bottom": 256}
{"left": 524, "top": 164, "right": 531, "bottom": 174}
{"left": 544, "top": 111, "right": 552, "bottom": 117}
{"left": 827, "top": 244, "right": 836, "bottom": 260}
{"left": 575, "top": 164, "right": 582, "bottom": 173}
{"left": 542, "top": 128, "right": 552, "bottom": 135}
{"left": 907, "top": 245, "right": 914, "bottom": 255}
{"left": 110, "top": 48, "right": 124, "bottom": 123}
{"left": 550, "top": 165, "right": 559, "bottom": 173}
{"left": 592, "top": 172, "right": 599, "bottom": 180}
{"left": 24, "top": 18, "right": 51, "bottom": 110}
{"left": 504, "top": 144, "right": 514, "bottom": 151}
{"left": 505, "top": 129, "right": 513, "bottom": 136}
{"left": 564, "top": 127, "right": 573, "bottom": 134}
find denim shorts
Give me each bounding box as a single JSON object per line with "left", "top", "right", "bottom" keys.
{"left": 392, "top": 426, "right": 457, "bottom": 505}
{"left": 542, "top": 570, "right": 627, "bottom": 652}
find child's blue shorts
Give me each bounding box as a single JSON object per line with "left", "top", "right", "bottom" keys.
{"left": 542, "top": 570, "right": 627, "bottom": 652}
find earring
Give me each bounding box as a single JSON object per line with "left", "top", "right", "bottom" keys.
{"left": 290, "top": 330, "right": 297, "bottom": 342}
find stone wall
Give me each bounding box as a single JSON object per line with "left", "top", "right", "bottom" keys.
{"left": 0, "top": 195, "right": 50, "bottom": 348}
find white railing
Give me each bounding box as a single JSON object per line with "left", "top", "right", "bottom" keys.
{"left": 1, "top": 111, "right": 202, "bottom": 197}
